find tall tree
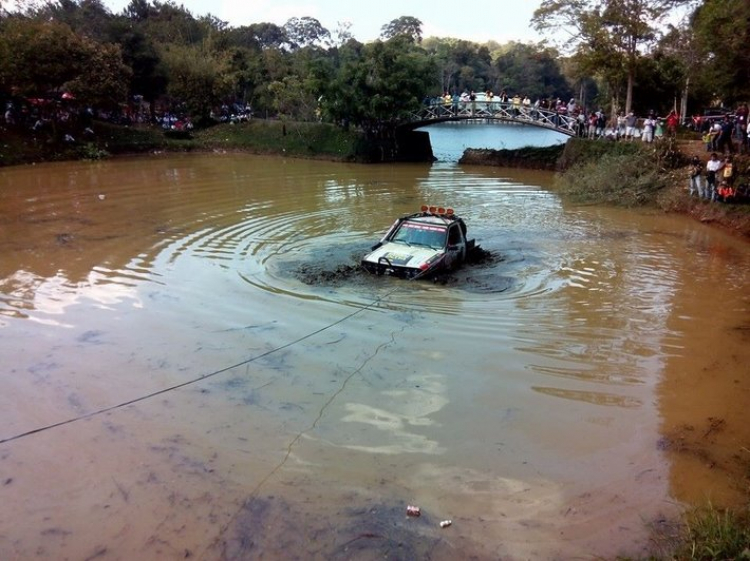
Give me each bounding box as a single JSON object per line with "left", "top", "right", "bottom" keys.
{"left": 423, "top": 38, "right": 494, "bottom": 93}
{"left": 532, "top": 0, "right": 688, "bottom": 114}
{"left": 380, "top": 16, "right": 422, "bottom": 43}
{"left": 160, "top": 43, "right": 233, "bottom": 121}
{"left": 691, "top": 0, "right": 750, "bottom": 104}
{"left": 283, "top": 17, "right": 330, "bottom": 49}
{"left": 311, "top": 36, "right": 437, "bottom": 136}
{"left": 495, "top": 42, "right": 572, "bottom": 100}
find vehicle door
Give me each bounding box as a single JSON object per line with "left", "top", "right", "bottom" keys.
{"left": 446, "top": 224, "right": 464, "bottom": 267}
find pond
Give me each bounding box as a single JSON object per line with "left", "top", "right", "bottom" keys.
{"left": 0, "top": 144, "right": 748, "bottom": 559}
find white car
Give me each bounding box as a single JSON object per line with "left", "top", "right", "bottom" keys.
{"left": 362, "top": 206, "right": 476, "bottom": 279}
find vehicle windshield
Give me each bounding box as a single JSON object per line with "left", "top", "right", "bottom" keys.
{"left": 391, "top": 222, "right": 447, "bottom": 249}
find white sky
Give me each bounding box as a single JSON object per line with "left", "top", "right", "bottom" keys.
{"left": 101, "top": 0, "right": 547, "bottom": 44}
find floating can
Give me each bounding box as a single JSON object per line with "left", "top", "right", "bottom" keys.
{"left": 406, "top": 505, "right": 421, "bottom": 517}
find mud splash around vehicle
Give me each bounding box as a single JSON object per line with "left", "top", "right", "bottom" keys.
{"left": 289, "top": 245, "right": 511, "bottom": 293}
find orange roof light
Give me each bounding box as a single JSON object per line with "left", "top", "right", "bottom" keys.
{"left": 421, "top": 205, "right": 455, "bottom": 216}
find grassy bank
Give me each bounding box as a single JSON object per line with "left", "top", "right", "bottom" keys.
{"left": 0, "top": 119, "right": 366, "bottom": 167}
{"left": 555, "top": 137, "right": 750, "bottom": 239}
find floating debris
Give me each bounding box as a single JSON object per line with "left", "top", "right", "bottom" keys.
{"left": 406, "top": 505, "right": 420, "bottom": 517}
{"left": 439, "top": 520, "right": 452, "bottom": 528}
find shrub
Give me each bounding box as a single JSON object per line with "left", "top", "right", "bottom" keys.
{"left": 556, "top": 150, "right": 667, "bottom": 207}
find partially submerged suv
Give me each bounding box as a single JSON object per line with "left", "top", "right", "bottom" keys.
{"left": 361, "top": 206, "right": 476, "bottom": 279}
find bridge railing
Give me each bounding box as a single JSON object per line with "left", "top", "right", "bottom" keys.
{"left": 410, "top": 101, "right": 578, "bottom": 136}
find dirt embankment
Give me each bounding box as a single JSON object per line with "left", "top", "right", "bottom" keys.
{"left": 459, "top": 145, "right": 564, "bottom": 170}
{"left": 659, "top": 140, "right": 750, "bottom": 239}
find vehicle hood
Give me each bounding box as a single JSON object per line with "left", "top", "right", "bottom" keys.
{"left": 362, "top": 242, "right": 444, "bottom": 270}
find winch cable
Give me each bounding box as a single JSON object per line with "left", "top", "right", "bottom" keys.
{"left": 0, "top": 280, "right": 405, "bottom": 446}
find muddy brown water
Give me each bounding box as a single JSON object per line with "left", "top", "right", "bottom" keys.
{"left": 1, "top": 153, "right": 748, "bottom": 560}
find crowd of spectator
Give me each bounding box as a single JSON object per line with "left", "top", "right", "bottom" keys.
{"left": 424, "top": 90, "right": 749, "bottom": 204}
{"left": 687, "top": 151, "right": 748, "bottom": 203}
{"left": 422, "top": 90, "right": 697, "bottom": 143}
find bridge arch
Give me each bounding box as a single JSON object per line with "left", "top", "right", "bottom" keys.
{"left": 400, "top": 102, "right": 579, "bottom": 137}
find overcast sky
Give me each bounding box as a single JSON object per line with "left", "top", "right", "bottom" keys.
{"left": 101, "top": 0, "right": 549, "bottom": 44}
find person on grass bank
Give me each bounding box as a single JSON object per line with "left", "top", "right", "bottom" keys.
{"left": 688, "top": 156, "right": 705, "bottom": 198}
{"left": 705, "top": 152, "right": 724, "bottom": 202}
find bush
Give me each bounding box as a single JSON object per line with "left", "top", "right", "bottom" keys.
{"left": 556, "top": 150, "right": 667, "bottom": 207}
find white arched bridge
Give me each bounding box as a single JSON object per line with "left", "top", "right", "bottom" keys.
{"left": 403, "top": 101, "right": 579, "bottom": 137}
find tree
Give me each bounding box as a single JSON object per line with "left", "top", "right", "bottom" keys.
{"left": 656, "top": 23, "right": 706, "bottom": 119}
{"left": 423, "top": 38, "right": 494, "bottom": 93}
{"left": 160, "top": 43, "right": 233, "bottom": 121}
{"left": 332, "top": 21, "right": 354, "bottom": 47}
{"left": 691, "top": 0, "right": 750, "bottom": 104}
{"left": 380, "top": 16, "right": 423, "bottom": 43}
{"left": 132, "top": 0, "right": 206, "bottom": 45}
{"left": 283, "top": 17, "right": 330, "bottom": 49}
{"left": 0, "top": 19, "right": 115, "bottom": 98}
{"left": 311, "top": 36, "right": 437, "bottom": 136}
{"left": 65, "top": 40, "right": 132, "bottom": 107}
{"left": 107, "top": 17, "right": 167, "bottom": 114}
{"left": 228, "top": 22, "right": 289, "bottom": 51}
{"left": 495, "top": 42, "right": 572, "bottom": 100}
{"left": 532, "top": 0, "right": 689, "bottom": 114}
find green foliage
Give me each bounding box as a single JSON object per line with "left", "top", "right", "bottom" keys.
{"left": 0, "top": 19, "right": 92, "bottom": 96}
{"left": 68, "top": 40, "right": 132, "bottom": 107}
{"left": 380, "top": 16, "right": 423, "bottom": 43}
{"left": 312, "top": 36, "right": 438, "bottom": 135}
{"left": 494, "top": 42, "right": 572, "bottom": 100}
{"left": 283, "top": 17, "right": 330, "bottom": 49}
{"left": 533, "top": 0, "right": 692, "bottom": 113}
{"left": 160, "top": 43, "right": 233, "bottom": 121}
{"left": 423, "top": 38, "right": 494, "bottom": 93}
{"left": 77, "top": 142, "right": 110, "bottom": 160}
{"left": 129, "top": 0, "right": 207, "bottom": 45}
{"left": 0, "top": 17, "right": 130, "bottom": 106}
{"left": 0, "top": 0, "right": 742, "bottom": 143}
{"left": 267, "top": 75, "right": 317, "bottom": 121}
{"left": 676, "top": 504, "right": 750, "bottom": 560}
{"left": 556, "top": 140, "right": 667, "bottom": 207}
{"left": 191, "top": 120, "right": 363, "bottom": 159}
{"left": 691, "top": 0, "right": 750, "bottom": 104}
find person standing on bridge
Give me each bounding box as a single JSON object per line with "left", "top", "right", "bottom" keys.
{"left": 442, "top": 92, "right": 452, "bottom": 115}
{"left": 511, "top": 94, "right": 522, "bottom": 116}
{"left": 522, "top": 95, "right": 531, "bottom": 117}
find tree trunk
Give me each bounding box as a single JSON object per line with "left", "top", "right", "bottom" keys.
{"left": 625, "top": 68, "right": 634, "bottom": 115}
{"left": 680, "top": 75, "right": 690, "bottom": 121}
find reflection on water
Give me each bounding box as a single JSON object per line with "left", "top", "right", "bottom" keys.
{"left": 0, "top": 152, "right": 749, "bottom": 559}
